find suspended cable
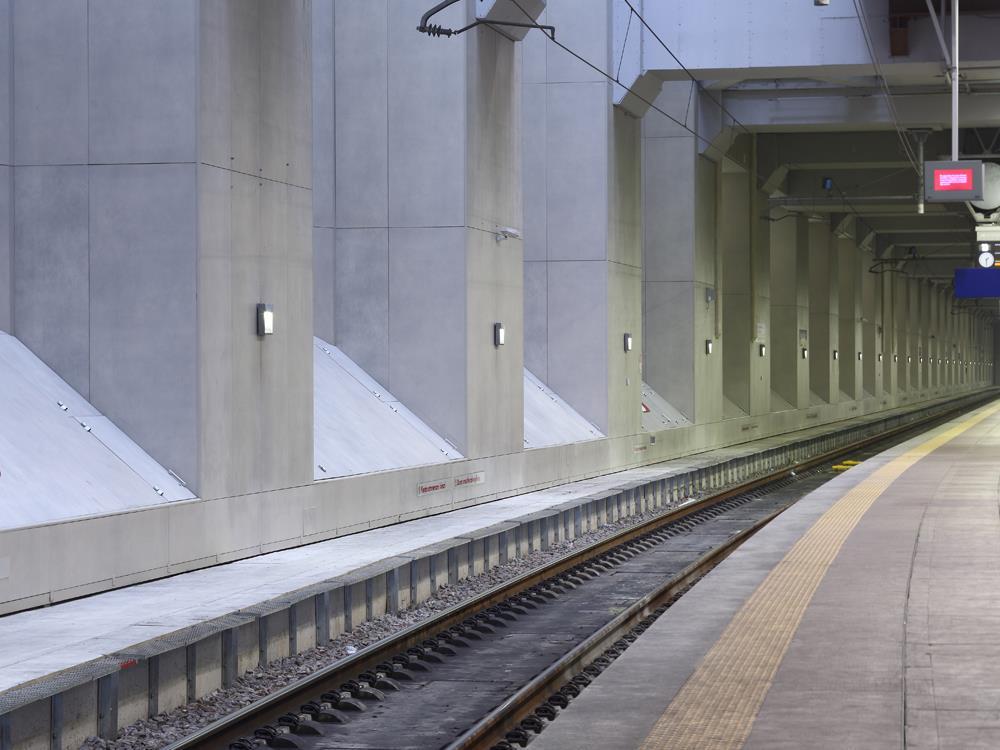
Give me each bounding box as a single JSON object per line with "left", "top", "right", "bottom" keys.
{"left": 851, "top": 0, "right": 922, "bottom": 176}
{"left": 620, "top": 0, "right": 752, "bottom": 138}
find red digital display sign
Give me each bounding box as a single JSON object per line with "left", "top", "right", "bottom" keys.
{"left": 933, "top": 168, "right": 974, "bottom": 191}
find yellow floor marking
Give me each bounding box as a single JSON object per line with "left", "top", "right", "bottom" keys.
{"left": 842, "top": 459, "right": 862, "bottom": 465}
{"left": 831, "top": 464, "right": 849, "bottom": 471}
{"left": 640, "top": 401, "right": 1000, "bottom": 750}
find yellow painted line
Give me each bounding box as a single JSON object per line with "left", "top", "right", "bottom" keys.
{"left": 841, "top": 459, "right": 862, "bottom": 466}
{"left": 830, "top": 464, "right": 850, "bottom": 471}
{"left": 640, "top": 401, "right": 1000, "bottom": 750}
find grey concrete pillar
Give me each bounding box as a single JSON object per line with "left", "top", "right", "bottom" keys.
{"left": 641, "top": 82, "right": 721, "bottom": 424}
{"left": 769, "top": 214, "right": 809, "bottom": 410}
{"left": 4, "top": 1, "right": 314, "bottom": 498}
{"left": 808, "top": 219, "right": 838, "bottom": 403}
{"left": 861, "top": 256, "right": 880, "bottom": 399}
{"left": 836, "top": 224, "right": 861, "bottom": 401}
{"left": 315, "top": 0, "right": 526, "bottom": 458}
{"left": 719, "top": 166, "right": 750, "bottom": 417}
{"left": 0, "top": 0, "right": 8, "bottom": 335}
{"left": 881, "top": 271, "right": 895, "bottom": 396}
{"left": 523, "top": 0, "right": 640, "bottom": 438}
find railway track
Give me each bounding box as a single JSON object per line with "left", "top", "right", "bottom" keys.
{"left": 164, "top": 398, "right": 990, "bottom": 750}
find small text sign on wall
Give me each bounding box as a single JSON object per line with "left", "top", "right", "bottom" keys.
{"left": 416, "top": 472, "right": 487, "bottom": 496}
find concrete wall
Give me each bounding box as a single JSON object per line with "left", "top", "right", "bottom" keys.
{"left": 3, "top": 1, "right": 314, "bottom": 498}
{"left": 197, "top": 1, "right": 314, "bottom": 498}
{"left": 522, "top": 0, "right": 641, "bottom": 438}
{"left": 0, "top": 0, "right": 9, "bottom": 335}
{"left": 312, "top": 0, "right": 524, "bottom": 459}
{"left": 7, "top": 0, "right": 200, "bottom": 486}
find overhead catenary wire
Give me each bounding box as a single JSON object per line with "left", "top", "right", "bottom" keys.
{"left": 498, "top": 0, "right": 910, "bottom": 236}
{"left": 502, "top": 0, "right": 751, "bottom": 169}
{"left": 851, "top": 0, "right": 922, "bottom": 176}
{"left": 619, "top": 0, "right": 752, "bottom": 139}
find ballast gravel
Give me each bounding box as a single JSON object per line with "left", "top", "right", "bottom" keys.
{"left": 79, "top": 499, "right": 692, "bottom": 750}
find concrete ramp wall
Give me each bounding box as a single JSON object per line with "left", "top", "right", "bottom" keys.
{"left": 314, "top": 340, "right": 462, "bottom": 478}
{"left": 524, "top": 370, "right": 603, "bottom": 448}
{"left": 0, "top": 333, "right": 193, "bottom": 531}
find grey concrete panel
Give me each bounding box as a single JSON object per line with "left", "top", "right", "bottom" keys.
{"left": 466, "top": 26, "right": 520, "bottom": 232}
{"left": 0, "top": 0, "right": 8, "bottom": 167}
{"left": 387, "top": 0, "right": 465, "bottom": 228}
{"left": 226, "top": 1, "right": 261, "bottom": 178}
{"left": 88, "top": 0, "right": 197, "bottom": 165}
{"left": 12, "top": 166, "right": 89, "bottom": 395}
{"left": 311, "top": 0, "right": 335, "bottom": 228}
{"left": 258, "top": 1, "right": 311, "bottom": 188}
{"left": 0, "top": 166, "right": 10, "bottom": 333}
{"left": 547, "top": 260, "right": 607, "bottom": 433}
{"left": 465, "top": 229, "right": 524, "bottom": 458}
{"left": 545, "top": 82, "right": 608, "bottom": 261}
{"left": 522, "top": 83, "right": 547, "bottom": 262}
{"left": 314, "top": 340, "right": 459, "bottom": 477}
{"left": 334, "top": 0, "right": 388, "bottom": 228}
{"left": 524, "top": 368, "right": 603, "bottom": 448}
{"left": 89, "top": 164, "right": 198, "bottom": 487}
{"left": 12, "top": 0, "right": 87, "bottom": 166}
{"left": 545, "top": 0, "right": 609, "bottom": 83}
{"left": 521, "top": 14, "right": 547, "bottom": 84}
{"left": 524, "top": 260, "right": 547, "bottom": 381}
{"left": 313, "top": 227, "right": 335, "bottom": 343}
{"left": 607, "top": 261, "right": 642, "bottom": 437}
{"left": 643, "top": 136, "right": 695, "bottom": 282}
{"left": 198, "top": 0, "right": 232, "bottom": 171}
{"left": 335, "top": 228, "right": 389, "bottom": 388}
{"left": 388, "top": 226, "right": 466, "bottom": 451}
{"left": 644, "top": 281, "right": 694, "bottom": 421}
{"left": 609, "top": 109, "right": 641, "bottom": 270}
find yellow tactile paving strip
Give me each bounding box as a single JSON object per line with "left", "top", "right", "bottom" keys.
{"left": 639, "top": 402, "right": 1000, "bottom": 750}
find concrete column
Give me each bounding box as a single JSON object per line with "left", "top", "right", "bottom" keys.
{"left": 881, "top": 271, "right": 895, "bottom": 396}
{"left": 808, "top": 220, "right": 837, "bottom": 403}
{"left": 0, "top": 0, "right": 9, "bottom": 334}
{"left": 893, "top": 274, "right": 909, "bottom": 393}
{"left": 641, "top": 83, "right": 721, "bottom": 424}
{"left": 198, "top": 1, "right": 314, "bottom": 498}
{"left": 769, "top": 214, "right": 809, "bottom": 409}
{"left": 316, "top": 0, "right": 527, "bottom": 458}
{"left": 861, "top": 256, "right": 880, "bottom": 399}
{"left": 6, "top": 1, "right": 314, "bottom": 498}
{"left": 720, "top": 166, "right": 751, "bottom": 417}
{"left": 523, "top": 0, "right": 641, "bottom": 438}
{"left": 836, "top": 225, "right": 861, "bottom": 401}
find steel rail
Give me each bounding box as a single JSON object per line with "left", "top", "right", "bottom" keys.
{"left": 165, "top": 393, "right": 994, "bottom": 750}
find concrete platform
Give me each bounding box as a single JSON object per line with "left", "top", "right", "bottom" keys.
{"left": 0, "top": 392, "right": 990, "bottom": 748}
{"left": 532, "top": 398, "right": 1000, "bottom": 750}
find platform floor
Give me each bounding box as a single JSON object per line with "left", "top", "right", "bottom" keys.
{"left": 533, "top": 399, "right": 1000, "bottom": 750}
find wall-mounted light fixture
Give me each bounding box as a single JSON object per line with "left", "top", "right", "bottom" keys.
{"left": 256, "top": 303, "right": 274, "bottom": 336}
{"left": 893, "top": 354, "right": 898, "bottom": 363}
{"left": 908, "top": 356, "right": 912, "bottom": 363}
{"left": 802, "top": 347, "right": 809, "bottom": 359}
{"left": 878, "top": 353, "right": 883, "bottom": 362}
{"left": 833, "top": 349, "right": 839, "bottom": 360}
{"left": 494, "top": 322, "right": 506, "bottom": 347}
{"left": 624, "top": 333, "right": 633, "bottom": 352}
{"left": 857, "top": 352, "right": 863, "bottom": 361}
{"left": 759, "top": 343, "right": 766, "bottom": 357}
{"left": 705, "top": 339, "right": 713, "bottom": 355}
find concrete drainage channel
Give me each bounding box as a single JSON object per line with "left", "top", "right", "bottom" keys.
{"left": 0, "top": 392, "right": 994, "bottom": 750}
{"left": 157, "top": 396, "right": 986, "bottom": 750}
